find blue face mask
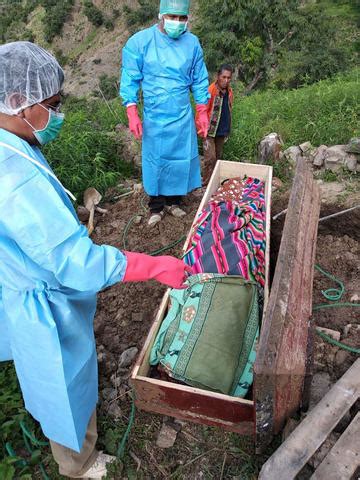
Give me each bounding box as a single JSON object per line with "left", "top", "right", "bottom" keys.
{"left": 164, "top": 18, "right": 187, "bottom": 39}
{"left": 25, "top": 104, "right": 65, "bottom": 145}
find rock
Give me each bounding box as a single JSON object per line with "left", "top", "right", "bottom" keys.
{"left": 133, "top": 215, "right": 143, "bottom": 225}
{"left": 283, "top": 146, "right": 302, "bottom": 166}
{"left": 101, "top": 387, "right": 118, "bottom": 402}
{"left": 350, "top": 292, "right": 360, "bottom": 302}
{"left": 108, "top": 402, "right": 122, "bottom": 420}
{"left": 309, "top": 372, "right": 332, "bottom": 411}
{"left": 344, "top": 323, "right": 360, "bottom": 335}
{"left": 133, "top": 183, "right": 143, "bottom": 193}
{"left": 346, "top": 137, "right": 360, "bottom": 154}
{"left": 110, "top": 373, "right": 122, "bottom": 388}
{"left": 334, "top": 349, "right": 349, "bottom": 367}
{"left": 258, "top": 132, "right": 284, "bottom": 163}
{"left": 299, "top": 141, "right": 313, "bottom": 154}
{"left": 308, "top": 432, "right": 340, "bottom": 468}
{"left": 118, "top": 346, "right": 138, "bottom": 368}
{"left": 272, "top": 177, "right": 283, "bottom": 191}
{"left": 312, "top": 145, "right": 327, "bottom": 167}
{"left": 97, "top": 350, "right": 106, "bottom": 363}
{"left": 156, "top": 422, "right": 179, "bottom": 448}
{"left": 316, "top": 326, "right": 340, "bottom": 342}
{"left": 77, "top": 205, "right": 90, "bottom": 222}
{"left": 344, "top": 154, "right": 358, "bottom": 172}
{"left": 323, "top": 144, "right": 354, "bottom": 171}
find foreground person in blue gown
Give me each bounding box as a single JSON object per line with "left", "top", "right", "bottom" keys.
{"left": 0, "top": 41, "right": 191, "bottom": 479}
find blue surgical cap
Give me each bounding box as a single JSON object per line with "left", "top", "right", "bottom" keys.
{"left": 159, "top": 0, "right": 190, "bottom": 15}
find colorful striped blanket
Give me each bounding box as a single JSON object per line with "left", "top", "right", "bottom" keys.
{"left": 184, "top": 177, "right": 266, "bottom": 287}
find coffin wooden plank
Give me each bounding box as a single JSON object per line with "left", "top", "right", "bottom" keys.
{"left": 258, "top": 358, "right": 360, "bottom": 480}
{"left": 310, "top": 412, "right": 360, "bottom": 480}
{"left": 133, "top": 376, "right": 254, "bottom": 425}
{"left": 254, "top": 157, "right": 320, "bottom": 451}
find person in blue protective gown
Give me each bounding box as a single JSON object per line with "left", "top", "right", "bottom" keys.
{"left": 120, "top": 0, "right": 210, "bottom": 227}
{"left": 0, "top": 41, "right": 191, "bottom": 479}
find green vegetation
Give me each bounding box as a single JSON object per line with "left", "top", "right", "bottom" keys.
{"left": 224, "top": 68, "right": 360, "bottom": 161}
{"left": 96, "top": 74, "right": 119, "bottom": 100}
{"left": 42, "top": 0, "right": 75, "bottom": 43}
{"left": 194, "top": 0, "right": 360, "bottom": 90}
{"left": 0, "top": 0, "right": 74, "bottom": 43}
{"left": 44, "top": 98, "right": 132, "bottom": 200}
{"left": 0, "top": 363, "right": 47, "bottom": 478}
{"left": 123, "top": 0, "right": 158, "bottom": 33}
{"left": 83, "top": 0, "right": 104, "bottom": 27}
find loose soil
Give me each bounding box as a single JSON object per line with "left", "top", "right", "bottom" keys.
{"left": 88, "top": 181, "right": 359, "bottom": 479}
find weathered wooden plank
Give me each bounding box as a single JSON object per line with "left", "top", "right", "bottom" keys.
{"left": 136, "top": 401, "right": 254, "bottom": 434}
{"left": 254, "top": 157, "right": 320, "bottom": 451}
{"left": 258, "top": 358, "right": 360, "bottom": 480}
{"left": 132, "top": 376, "right": 254, "bottom": 425}
{"left": 310, "top": 412, "right": 360, "bottom": 480}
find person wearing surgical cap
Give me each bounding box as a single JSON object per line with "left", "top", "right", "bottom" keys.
{"left": 0, "top": 41, "right": 191, "bottom": 479}
{"left": 120, "top": 0, "right": 210, "bottom": 227}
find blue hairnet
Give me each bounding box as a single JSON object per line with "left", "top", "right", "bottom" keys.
{"left": 0, "top": 41, "right": 64, "bottom": 115}
{"left": 159, "top": 0, "right": 190, "bottom": 15}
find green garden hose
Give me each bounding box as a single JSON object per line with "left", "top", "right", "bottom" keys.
{"left": 5, "top": 423, "right": 50, "bottom": 479}
{"left": 116, "top": 393, "right": 136, "bottom": 459}
{"left": 316, "top": 329, "right": 360, "bottom": 354}
{"left": 314, "top": 264, "right": 345, "bottom": 301}
{"left": 314, "top": 264, "right": 360, "bottom": 355}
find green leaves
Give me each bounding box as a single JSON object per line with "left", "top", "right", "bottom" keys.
{"left": 0, "top": 461, "right": 16, "bottom": 480}
{"left": 194, "top": 0, "right": 359, "bottom": 90}
{"left": 43, "top": 98, "right": 133, "bottom": 200}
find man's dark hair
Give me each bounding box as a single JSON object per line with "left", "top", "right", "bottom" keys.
{"left": 218, "top": 64, "right": 233, "bottom": 75}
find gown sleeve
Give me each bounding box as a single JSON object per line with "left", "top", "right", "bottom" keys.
{"left": 120, "top": 34, "right": 144, "bottom": 106}
{"left": 190, "top": 40, "right": 210, "bottom": 105}
{"left": 0, "top": 153, "right": 127, "bottom": 293}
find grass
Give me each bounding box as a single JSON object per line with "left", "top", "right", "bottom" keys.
{"left": 224, "top": 68, "right": 360, "bottom": 163}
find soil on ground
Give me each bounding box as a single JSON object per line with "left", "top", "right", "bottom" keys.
{"left": 88, "top": 180, "right": 359, "bottom": 479}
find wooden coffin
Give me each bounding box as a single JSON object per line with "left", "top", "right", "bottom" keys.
{"left": 130, "top": 158, "right": 320, "bottom": 449}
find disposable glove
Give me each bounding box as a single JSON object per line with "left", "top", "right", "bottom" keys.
{"left": 126, "top": 105, "right": 143, "bottom": 139}
{"left": 123, "top": 251, "right": 193, "bottom": 289}
{"left": 195, "top": 104, "right": 209, "bottom": 138}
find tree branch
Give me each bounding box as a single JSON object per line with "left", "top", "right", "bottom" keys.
{"left": 242, "top": 69, "right": 264, "bottom": 95}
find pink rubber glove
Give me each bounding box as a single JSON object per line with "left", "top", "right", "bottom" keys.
{"left": 123, "top": 251, "right": 193, "bottom": 289}
{"left": 126, "top": 105, "right": 143, "bottom": 139}
{"left": 195, "top": 104, "right": 209, "bottom": 138}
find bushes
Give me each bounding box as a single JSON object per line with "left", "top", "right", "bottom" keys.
{"left": 83, "top": 1, "right": 104, "bottom": 27}
{"left": 42, "top": 0, "right": 75, "bottom": 42}
{"left": 95, "top": 74, "right": 119, "bottom": 100}
{"left": 194, "top": 0, "right": 359, "bottom": 90}
{"left": 223, "top": 69, "right": 360, "bottom": 162}
{"left": 123, "top": 0, "right": 158, "bottom": 33}
{"left": 44, "top": 98, "right": 132, "bottom": 199}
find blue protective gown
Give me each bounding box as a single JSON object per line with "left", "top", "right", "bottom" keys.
{"left": 120, "top": 25, "right": 209, "bottom": 196}
{"left": 0, "top": 129, "right": 127, "bottom": 452}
